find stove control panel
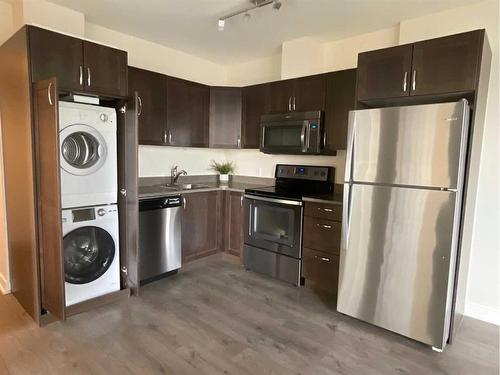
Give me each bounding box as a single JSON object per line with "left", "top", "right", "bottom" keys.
{"left": 275, "top": 164, "right": 333, "bottom": 181}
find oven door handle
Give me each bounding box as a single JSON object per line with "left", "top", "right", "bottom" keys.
{"left": 244, "top": 194, "right": 303, "bottom": 206}
{"left": 301, "top": 121, "right": 308, "bottom": 152}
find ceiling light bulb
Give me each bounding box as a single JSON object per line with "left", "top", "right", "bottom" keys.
{"left": 218, "top": 19, "right": 225, "bottom": 31}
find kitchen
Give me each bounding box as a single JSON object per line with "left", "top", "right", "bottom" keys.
{"left": 0, "top": 0, "right": 498, "bottom": 374}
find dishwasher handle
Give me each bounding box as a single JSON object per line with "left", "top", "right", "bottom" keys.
{"left": 139, "top": 196, "right": 182, "bottom": 211}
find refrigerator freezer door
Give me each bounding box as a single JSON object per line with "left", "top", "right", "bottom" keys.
{"left": 338, "top": 184, "right": 457, "bottom": 349}
{"left": 347, "top": 101, "right": 469, "bottom": 189}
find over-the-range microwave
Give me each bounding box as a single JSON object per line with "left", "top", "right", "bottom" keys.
{"left": 260, "top": 111, "right": 323, "bottom": 154}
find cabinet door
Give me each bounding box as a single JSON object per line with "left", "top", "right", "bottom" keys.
{"left": 302, "top": 248, "right": 339, "bottom": 293}
{"left": 33, "top": 78, "right": 65, "bottom": 320}
{"left": 117, "top": 94, "right": 139, "bottom": 295}
{"left": 166, "top": 77, "right": 209, "bottom": 147}
{"left": 29, "top": 26, "right": 83, "bottom": 92}
{"left": 182, "top": 191, "right": 221, "bottom": 263}
{"left": 410, "top": 30, "right": 483, "bottom": 96}
{"left": 323, "top": 69, "right": 356, "bottom": 152}
{"left": 356, "top": 44, "right": 413, "bottom": 101}
{"left": 225, "top": 191, "right": 243, "bottom": 257}
{"left": 83, "top": 41, "right": 128, "bottom": 97}
{"left": 267, "top": 79, "right": 294, "bottom": 113}
{"left": 293, "top": 74, "right": 326, "bottom": 112}
{"left": 128, "top": 67, "right": 167, "bottom": 145}
{"left": 241, "top": 83, "right": 268, "bottom": 149}
{"left": 209, "top": 87, "right": 242, "bottom": 148}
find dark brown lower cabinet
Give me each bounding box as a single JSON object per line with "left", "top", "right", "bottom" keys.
{"left": 302, "top": 202, "right": 342, "bottom": 294}
{"left": 302, "top": 248, "right": 339, "bottom": 293}
{"left": 224, "top": 191, "right": 244, "bottom": 258}
{"left": 182, "top": 191, "right": 223, "bottom": 263}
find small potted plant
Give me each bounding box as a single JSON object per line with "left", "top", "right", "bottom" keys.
{"left": 209, "top": 160, "right": 235, "bottom": 184}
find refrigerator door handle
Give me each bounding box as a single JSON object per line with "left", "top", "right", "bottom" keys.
{"left": 341, "top": 183, "right": 352, "bottom": 251}
{"left": 344, "top": 111, "right": 356, "bottom": 182}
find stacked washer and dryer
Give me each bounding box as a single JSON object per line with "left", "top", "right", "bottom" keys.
{"left": 59, "top": 101, "right": 120, "bottom": 306}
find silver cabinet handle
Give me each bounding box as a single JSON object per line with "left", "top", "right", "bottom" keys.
{"left": 318, "top": 207, "right": 333, "bottom": 212}
{"left": 137, "top": 96, "right": 142, "bottom": 117}
{"left": 87, "top": 67, "right": 91, "bottom": 87}
{"left": 293, "top": 96, "right": 296, "bottom": 111}
{"left": 403, "top": 71, "right": 408, "bottom": 92}
{"left": 182, "top": 196, "right": 186, "bottom": 209}
{"left": 161, "top": 130, "right": 166, "bottom": 144}
{"left": 300, "top": 122, "right": 307, "bottom": 152}
{"left": 79, "top": 66, "right": 83, "bottom": 86}
{"left": 237, "top": 135, "right": 241, "bottom": 148}
{"left": 412, "top": 70, "right": 416, "bottom": 91}
{"left": 168, "top": 130, "right": 173, "bottom": 144}
{"left": 240, "top": 195, "right": 243, "bottom": 207}
{"left": 323, "top": 128, "right": 327, "bottom": 148}
{"left": 47, "top": 82, "right": 53, "bottom": 106}
{"left": 317, "top": 223, "right": 332, "bottom": 229}
{"left": 288, "top": 97, "right": 291, "bottom": 111}
{"left": 315, "top": 255, "right": 330, "bottom": 262}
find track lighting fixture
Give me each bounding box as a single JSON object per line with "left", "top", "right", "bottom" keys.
{"left": 217, "top": 0, "right": 283, "bottom": 31}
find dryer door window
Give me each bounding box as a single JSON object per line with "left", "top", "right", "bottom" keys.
{"left": 62, "top": 131, "right": 101, "bottom": 169}
{"left": 60, "top": 124, "right": 108, "bottom": 176}
{"left": 64, "top": 226, "right": 116, "bottom": 284}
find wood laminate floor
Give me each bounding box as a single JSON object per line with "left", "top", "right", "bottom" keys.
{"left": 0, "top": 254, "right": 498, "bottom": 375}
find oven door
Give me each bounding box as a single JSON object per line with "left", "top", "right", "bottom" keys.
{"left": 244, "top": 194, "right": 303, "bottom": 258}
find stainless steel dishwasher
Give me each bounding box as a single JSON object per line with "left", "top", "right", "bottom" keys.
{"left": 139, "top": 196, "right": 182, "bottom": 284}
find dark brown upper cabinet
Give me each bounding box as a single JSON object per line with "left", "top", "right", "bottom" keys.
{"left": 209, "top": 87, "right": 242, "bottom": 149}
{"left": 356, "top": 44, "right": 413, "bottom": 101}
{"left": 28, "top": 26, "right": 127, "bottom": 98}
{"left": 357, "top": 30, "right": 484, "bottom": 102}
{"left": 83, "top": 41, "right": 127, "bottom": 97}
{"left": 241, "top": 83, "right": 268, "bottom": 149}
{"left": 166, "top": 76, "right": 209, "bottom": 147}
{"left": 128, "top": 67, "right": 167, "bottom": 145}
{"left": 267, "top": 79, "right": 295, "bottom": 113}
{"left": 411, "top": 30, "right": 483, "bottom": 96}
{"left": 293, "top": 74, "right": 327, "bottom": 112}
{"left": 29, "top": 27, "right": 83, "bottom": 92}
{"left": 267, "top": 75, "right": 327, "bottom": 113}
{"left": 323, "top": 69, "right": 356, "bottom": 152}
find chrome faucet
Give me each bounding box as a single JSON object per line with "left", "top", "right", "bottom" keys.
{"left": 171, "top": 165, "right": 187, "bottom": 185}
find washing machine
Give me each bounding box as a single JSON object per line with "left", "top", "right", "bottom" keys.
{"left": 59, "top": 101, "right": 117, "bottom": 208}
{"left": 63, "top": 204, "right": 120, "bottom": 306}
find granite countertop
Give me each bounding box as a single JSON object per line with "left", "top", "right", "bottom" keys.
{"left": 302, "top": 184, "right": 344, "bottom": 205}
{"left": 138, "top": 176, "right": 273, "bottom": 200}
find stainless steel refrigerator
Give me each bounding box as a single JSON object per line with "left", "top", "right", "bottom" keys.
{"left": 338, "top": 100, "right": 470, "bottom": 351}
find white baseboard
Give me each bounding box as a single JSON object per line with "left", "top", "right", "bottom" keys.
{"left": 0, "top": 272, "right": 10, "bottom": 295}
{"left": 465, "top": 302, "right": 500, "bottom": 326}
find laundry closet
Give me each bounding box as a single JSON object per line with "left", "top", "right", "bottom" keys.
{"left": 0, "top": 25, "right": 139, "bottom": 324}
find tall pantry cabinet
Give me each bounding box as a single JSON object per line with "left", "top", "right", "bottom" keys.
{"left": 0, "top": 25, "right": 139, "bottom": 325}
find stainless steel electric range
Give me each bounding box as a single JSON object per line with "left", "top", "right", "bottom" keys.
{"left": 243, "top": 164, "right": 334, "bottom": 285}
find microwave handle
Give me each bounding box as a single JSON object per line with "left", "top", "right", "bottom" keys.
{"left": 301, "top": 122, "right": 307, "bottom": 152}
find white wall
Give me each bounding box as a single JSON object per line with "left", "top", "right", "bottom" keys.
{"left": 0, "top": 0, "right": 12, "bottom": 45}
{"left": 85, "top": 23, "right": 227, "bottom": 86}
{"left": 227, "top": 53, "right": 282, "bottom": 86}
{"left": 281, "top": 36, "right": 325, "bottom": 79}
{"left": 22, "top": 0, "right": 84, "bottom": 36}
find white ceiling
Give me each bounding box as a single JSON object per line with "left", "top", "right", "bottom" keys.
{"left": 48, "top": 0, "right": 484, "bottom": 65}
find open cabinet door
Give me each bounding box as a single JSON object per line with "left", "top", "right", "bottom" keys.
{"left": 33, "top": 78, "right": 65, "bottom": 321}
{"left": 117, "top": 93, "right": 139, "bottom": 295}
